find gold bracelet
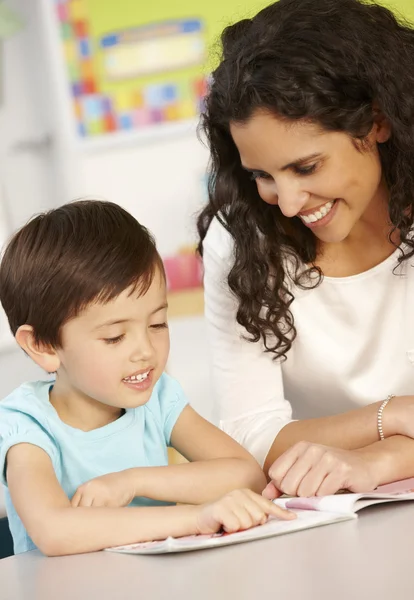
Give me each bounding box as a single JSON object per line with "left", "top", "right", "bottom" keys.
{"left": 377, "top": 394, "right": 395, "bottom": 441}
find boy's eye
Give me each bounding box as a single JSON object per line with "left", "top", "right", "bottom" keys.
{"left": 150, "top": 322, "right": 168, "bottom": 330}
{"left": 103, "top": 335, "right": 124, "bottom": 344}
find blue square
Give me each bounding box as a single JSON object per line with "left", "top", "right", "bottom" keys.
{"left": 144, "top": 85, "right": 164, "bottom": 109}
{"left": 162, "top": 85, "right": 177, "bottom": 103}
{"left": 79, "top": 38, "right": 90, "bottom": 58}
{"left": 78, "top": 122, "right": 87, "bottom": 137}
{"left": 118, "top": 113, "right": 133, "bottom": 130}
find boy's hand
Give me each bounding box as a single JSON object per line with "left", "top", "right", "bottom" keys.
{"left": 195, "top": 489, "right": 295, "bottom": 535}
{"left": 71, "top": 471, "right": 136, "bottom": 508}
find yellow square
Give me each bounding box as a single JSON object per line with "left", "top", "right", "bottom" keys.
{"left": 178, "top": 100, "right": 196, "bottom": 119}
{"left": 68, "top": 0, "right": 87, "bottom": 22}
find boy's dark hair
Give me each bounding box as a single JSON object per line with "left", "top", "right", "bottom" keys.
{"left": 0, "top": 200, "right": 163, "bottom": 347}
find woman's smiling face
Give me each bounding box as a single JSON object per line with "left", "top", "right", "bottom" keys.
{"left": 230, "top": 109, "right": 391, "bottom": 244}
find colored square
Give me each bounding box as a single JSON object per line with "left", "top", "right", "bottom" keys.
{"left": 56, "top": 4, "right": 68, "bottom": 22}
{"left": 104, "top": 114, "right": 117, "bottom": 132}
{"left": 82, "top": 96, "right": 104, "bottom": 120}
{"left": 68, "top": 62, "right": 80, "bottom": 81}
{"left": 132, "top": 90, "right": 144, "bottom": 109}
{"left": 80, "top": 59, "right": 94, "bottom": 80}
{"left": 78, "top": 38, "right": 91, "bottom": 58}
{"left": 73, "top": 99, "right": 82, "bottom": 119}
{"left": 144, "top": 85, "right": 164, "bottom": 110}
{"left": 82, "top": 79, "right": 97, "bottom": 94}
{"left": 194, "top": 77, "right": 207, "bottom": 98}
{"left": 162, "top": 84, "right": 178, "bottom": 104}
{"left": 73, "top": 20, "right": 88, "bottom": 38}
{"left": 177, "top": 100, "right": 196, "bottom": 119}
{"left": 118, "top": 113, "right": 134, "bottom": 130}
{"left": 61, "top": 22, "right": 73, "bottom": 40}
{"left": 102, "top": 96, "right": 113, "bottom": 114}
{"left": 133, "top": 108, "right": 152, "bottom": 127}
{"left": 87, "top": 119, "right": 105, "bottom": 136}
{"left": 68, "top": 0, "right": 87, "bottom": 22}
{"left": 114, "top": 90, "right": 133, "bottom": 112}
{"left": 77, "top": 122, "right": 87, "bottom": 137}
{"left": 71, "top": 82, "right": 82, "bottom": 97}
{"left": 150, "top": 108, "right": 164, "bottom": 124}
{"left": 164, "top": 104, "right": 180, "bottom": 121}
{"left": 64, "top": 40, "right": 77, "bottom": 62}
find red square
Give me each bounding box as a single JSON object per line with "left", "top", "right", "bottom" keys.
{"left": 104, "top": 114, "right": 117, "bottom": 132}
{"left": 82, "top": 79, "right": 97, "bottom": 95}
{"left": 73, "top": 21, "right": 88, "bottom": 38}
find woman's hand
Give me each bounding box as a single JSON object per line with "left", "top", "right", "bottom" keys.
{"left": 263, "top": 441, "right": 380, "bottom": 499}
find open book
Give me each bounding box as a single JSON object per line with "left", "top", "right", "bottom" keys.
{"left": 105, "top": 478, "right": 414, "bottom": 555}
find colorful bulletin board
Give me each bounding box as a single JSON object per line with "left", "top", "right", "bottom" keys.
{"left": 54, "top": 0, "right": 414, "bottom": 142}
{"left": 53, "top": 0, "right": 267, "bottom": 141}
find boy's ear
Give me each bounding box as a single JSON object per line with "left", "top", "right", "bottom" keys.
{"left": 15, "top": 325, "right": 60, "bottom": 373}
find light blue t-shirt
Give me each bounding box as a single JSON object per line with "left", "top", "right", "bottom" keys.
{"left": 0, "top": 373, "right": 188, "bottom": 554}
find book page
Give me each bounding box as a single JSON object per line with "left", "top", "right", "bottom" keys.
{"left": 278, "top": 477, "right": 414, "bottom": 515}
{"left": 105, "top": 510, "right": 353, "bottom": 555}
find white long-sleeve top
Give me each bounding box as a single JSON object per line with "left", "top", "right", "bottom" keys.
{"left": 203, "top": 217, "right": 414, "bottom": 467}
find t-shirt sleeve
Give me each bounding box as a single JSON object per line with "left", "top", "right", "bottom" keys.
{"left": 0, "top": 409, "right": 58, "bottom": 486}
{"left": 155, "top": 374, "right": 189, "bottom": 446}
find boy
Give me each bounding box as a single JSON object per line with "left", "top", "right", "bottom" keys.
{"left": 0, "top": 200, "right": 293, "bottom": 555}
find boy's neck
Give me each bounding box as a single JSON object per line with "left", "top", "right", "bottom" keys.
{"left": 49, "top": 380, "right": 124, "bottom": 432}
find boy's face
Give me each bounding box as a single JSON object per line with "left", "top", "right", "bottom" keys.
{"left": 53, "top": 268, "right": 170, "bottom": 411}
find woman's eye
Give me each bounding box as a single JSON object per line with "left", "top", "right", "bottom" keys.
{"left": 250, "top": 171, "right": 272, "bottom": 181}
{"left": 294, "top": 164, "right": 317, "bottom": 176}
{"left": 150, "top": 322, "right": 168, "bottom": 330}
{"left": 103, "top": 335, "right": 124, "bottom": 345}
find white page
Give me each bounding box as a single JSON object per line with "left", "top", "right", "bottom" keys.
{"left": 105, "top": 510, "right": 353, "bottom": 555}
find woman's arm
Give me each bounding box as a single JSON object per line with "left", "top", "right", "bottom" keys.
{"left": 263, "top": 398, "right": 406, "bottom": 472}
{"left": 203, "top": 220, "right": 414, "bottom": 471}
{"left": 203, "top": 219, "right": 414, "bottom": 491}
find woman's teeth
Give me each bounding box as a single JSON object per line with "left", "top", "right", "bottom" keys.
{"left": 123, "top": 371, "right": 150, "bottom": 383}
{"left": 300, "top": 201, "right": 334, "bottom": 224}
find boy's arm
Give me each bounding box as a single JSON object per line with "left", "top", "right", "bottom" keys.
{"left": 73, "top": 406, "right": 266, "bottom": 507}
{"left": 7, "top": 443, "right": 200, "bottom": 556}
{"left": 7, "top": 443, "right": 291, "bottom": 556}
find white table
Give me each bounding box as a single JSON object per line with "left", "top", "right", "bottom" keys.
{"left": 1, "top": 502, "right": 413, "bottom": 600}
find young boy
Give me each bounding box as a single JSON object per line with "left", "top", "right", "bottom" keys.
{"left": 0, "top": 200, "right": 293, "bottom": 556}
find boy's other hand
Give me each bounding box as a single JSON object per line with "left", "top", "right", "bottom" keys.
{"left": 71, "top": 471, "right": 136, "bottom": 508}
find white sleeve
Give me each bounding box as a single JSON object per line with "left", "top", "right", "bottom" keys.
{"left": 203, "top": 217, "right": 294, "bottom": 467}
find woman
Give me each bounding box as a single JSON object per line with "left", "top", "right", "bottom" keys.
{"left": 198, "top": 0, "right": 414, "bottom": 498}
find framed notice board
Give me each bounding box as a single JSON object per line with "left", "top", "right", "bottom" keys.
{"left": 53, "top": 0, "right": 267, "bottom": 143}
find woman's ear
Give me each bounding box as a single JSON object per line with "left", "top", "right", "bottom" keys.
{"left": 372, "top": 105, "right": 391, "bottom": 144}
{"left": 15, "top": 325, "right": 60, "bottom": 373}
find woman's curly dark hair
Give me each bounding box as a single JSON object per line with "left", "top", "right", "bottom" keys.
{"left": 197, "top": 0, "right": 414, "bottom": 360}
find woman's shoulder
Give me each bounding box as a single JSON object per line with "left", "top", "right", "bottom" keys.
{"left": 203, "top": 215, "right": 235, "bottom": 262}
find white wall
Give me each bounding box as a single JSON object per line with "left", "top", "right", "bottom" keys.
{"left": 0, "top": 0, "right": 60, "bottom": 353}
